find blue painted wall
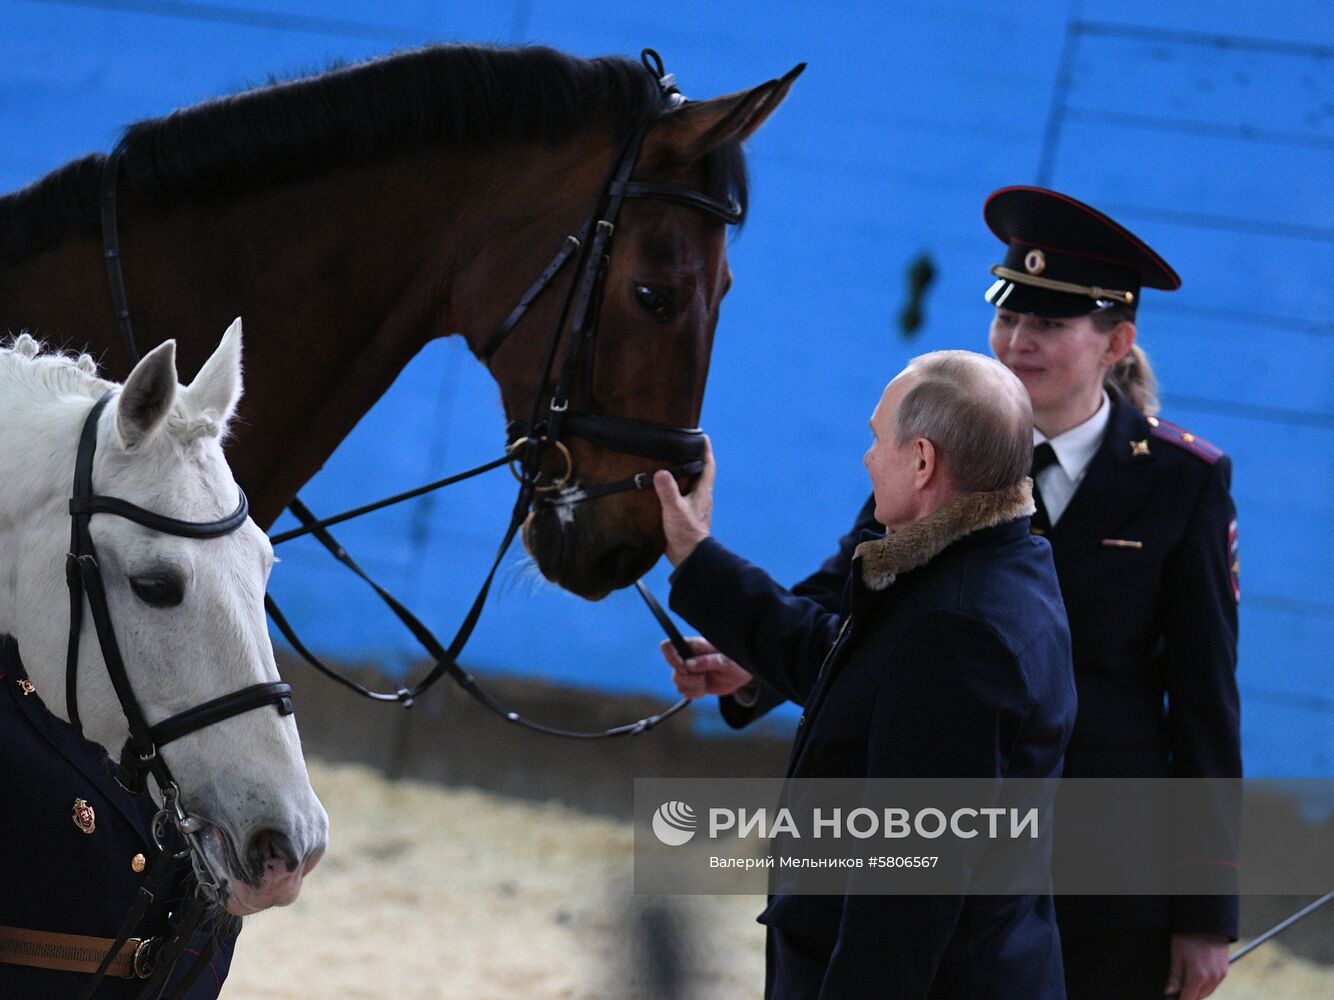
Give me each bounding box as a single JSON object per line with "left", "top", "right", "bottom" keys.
{"left": 2, "top": 1, "right": 1330, "bottom": 775}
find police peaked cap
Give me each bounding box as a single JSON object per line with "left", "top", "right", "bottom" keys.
{"left": 983, "top": 186, "right": 1180, "bottom": 318}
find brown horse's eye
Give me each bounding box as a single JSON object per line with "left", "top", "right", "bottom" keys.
{"left": 633, "top": 283, "right": 677, "bottom": 323}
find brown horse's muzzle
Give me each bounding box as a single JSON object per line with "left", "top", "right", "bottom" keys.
{"left": 522, "top": 491, "right": 665, "bottom": 599}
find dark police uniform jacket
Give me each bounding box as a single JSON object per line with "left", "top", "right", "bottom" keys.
{"left": 724, "top": 391, "right": 1241, "bottom": 942}
{"left": 671, "top": 483, "right": 1076, "bottom": 1000}
{"left": 0, "top": 635, "right": 237, "bottom": 999}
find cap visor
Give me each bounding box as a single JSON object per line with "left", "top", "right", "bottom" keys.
{"left": 984, "top": 279, "right": 1107, "bottom": 318}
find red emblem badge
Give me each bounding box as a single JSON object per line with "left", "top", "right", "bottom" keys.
{"left": 72, "top": 798, "right": 96, "bottom": 835}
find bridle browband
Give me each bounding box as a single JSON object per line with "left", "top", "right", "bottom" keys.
{"left": 95, "top": 49, "right": 730, "bottom": 743}
{"left": 66, "top": 392, "right": 291, "bottom": 1000}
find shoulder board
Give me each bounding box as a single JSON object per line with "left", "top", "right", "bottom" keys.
{"left": 1146, "top": 416, "right": 1224, "bottom": 464}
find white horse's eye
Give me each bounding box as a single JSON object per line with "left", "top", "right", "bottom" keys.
{"left": 129, "top": 573, "right": 185, "bottom": 608}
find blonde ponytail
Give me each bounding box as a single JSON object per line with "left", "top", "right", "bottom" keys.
{"left": 1105, "top": 343, "right": 1160, "bottom": 417}
{"left": 1090, "top": 305, "right": 1160, "bottom": 416}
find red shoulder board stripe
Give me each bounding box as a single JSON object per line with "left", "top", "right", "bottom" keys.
{"left": 1148, "top": 417, "right": 1223, "bottom": 464}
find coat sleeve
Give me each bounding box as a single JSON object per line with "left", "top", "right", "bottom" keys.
{"left": 1162, "top": 455, "right": 1241, "bottom": 937}
{"left": 818, "top": 611, "right": 1030, "bottom": 999}
{"left": 669, "top": 537, "right": 843, "bottom": 707}
{"left": 716, "top": 495, "right": 880, "bottom": 726}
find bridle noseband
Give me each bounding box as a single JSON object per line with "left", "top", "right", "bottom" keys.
{"left": 65, "top": 392, "right": 293, "bottom": 861}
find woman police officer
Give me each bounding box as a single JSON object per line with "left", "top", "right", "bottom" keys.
{"left": 661, "top": 187, "right": 1241, "bottom": 1000}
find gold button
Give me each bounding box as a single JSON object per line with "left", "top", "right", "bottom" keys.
{"left": 1182, "top": 432, "right": 1195, "bottom": 443}
{"left": 131, "top": 854, "right": 147, "bottom": 873}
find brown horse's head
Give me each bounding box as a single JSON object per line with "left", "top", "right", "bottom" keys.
{"left": 475, "top": 65, "right": 802, "bottom": 599}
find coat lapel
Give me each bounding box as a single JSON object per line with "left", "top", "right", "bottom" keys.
{"left": 1047, "top": 392, "right": 1156, "bottom": 570}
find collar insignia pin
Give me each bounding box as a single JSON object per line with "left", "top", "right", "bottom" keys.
{"left": 1130, "top": 439, "right": 1151, "bottom": 457}
{"left": 72, "top": 798, "right": 96, "bottom": 835}
{"left": 17, "top": 679, "right": 35, "bottom": 696}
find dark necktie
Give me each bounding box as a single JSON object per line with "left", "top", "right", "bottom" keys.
{"left": 1031, "top": 443, "right": 1058, "bottom": 533}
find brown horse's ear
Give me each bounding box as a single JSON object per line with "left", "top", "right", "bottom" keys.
{"left": 644, "top": 63, "right": 805, "bottom": 167}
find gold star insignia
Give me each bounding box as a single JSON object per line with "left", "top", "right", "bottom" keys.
{"left": 1130, "top": 439, "right": 1151, "bottom": 457}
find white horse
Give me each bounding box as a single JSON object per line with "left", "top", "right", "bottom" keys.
{"left": 0, "top": 319, "right": 327, "bottom": 915}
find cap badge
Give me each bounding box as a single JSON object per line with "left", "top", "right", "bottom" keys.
{"left": 1023, "top": 249, "right": 1046, "bottom": 275}
{"left": 1130, "top": 439, "right": 1151, "bottom": 458}
{"left": 72, "top": 798, "right": 96, "bottom": 835}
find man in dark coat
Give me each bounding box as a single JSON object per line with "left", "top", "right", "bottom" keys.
{"left": 0, "top": 635, "right": 237, "bottom": 999}
{"left": 654, "top": 350, "right": 1077, "bottom": 999}
{"left": 667, "top": 188, "right": 1241, "bottom": 1000}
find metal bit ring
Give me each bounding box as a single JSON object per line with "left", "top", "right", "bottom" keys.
{"left": 507, "top": 436, "right": 573, "bottom": 493}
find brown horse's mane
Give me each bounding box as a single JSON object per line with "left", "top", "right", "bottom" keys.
{"left": 0, "top": 44, "right": 747, "bottom": 265}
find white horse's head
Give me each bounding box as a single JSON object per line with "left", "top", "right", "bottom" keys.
{"left": 0, "top": 319, "right": 327, "bottom": 915}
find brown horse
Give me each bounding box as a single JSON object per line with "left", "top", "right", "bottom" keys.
{"left": 0, "top": 45, "right": 800, "bottom": 598}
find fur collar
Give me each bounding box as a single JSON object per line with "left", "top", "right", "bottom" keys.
{"left": 855, "top": 480, "right": 1035, "bottom": 591}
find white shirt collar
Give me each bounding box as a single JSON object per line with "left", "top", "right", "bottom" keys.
{"left": 1033, "top": 390, "right": 1110, "bottom": 481}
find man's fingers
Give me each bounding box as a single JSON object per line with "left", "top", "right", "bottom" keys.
{"left": 671, "top": 671, "right": 707, "bottom": 699}
{"left": 1164, "top": 950, "right": 1185, "bottom": 997}
{"left": 653, "top": 469, "right": 684, "bottom": 510}
{"left": 658, "top": 638, "right": 685, "bottom": 671}
{"left": 682, "top": 653, "right": 727, "bottom": 675}
{"left": 685, "top": 636, "right": 718, "bottom": 656}
{"left": 699, "top": 435, "right": 717, "bottom": 492}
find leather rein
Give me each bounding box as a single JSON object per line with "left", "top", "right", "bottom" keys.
{"left": 97, "top": 49, "right": 722, "bottom": 740}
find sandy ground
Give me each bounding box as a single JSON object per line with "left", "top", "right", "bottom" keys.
{"left": 224, "top": 760, "right": 1334, "bottom": 999}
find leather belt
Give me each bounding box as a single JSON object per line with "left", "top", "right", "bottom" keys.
{"left": 0, "top": 925, "right": 155, "bottom": 979}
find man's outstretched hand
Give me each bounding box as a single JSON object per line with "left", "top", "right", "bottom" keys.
{"left": 660, "top": 636, "right": 757, "bottom": 700}
{"left": 654, "top": 437, "right": 715, "bottom": 567}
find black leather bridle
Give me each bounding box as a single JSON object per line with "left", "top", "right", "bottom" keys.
{"left": 97, "top": 50, "right": 728, "bottom": 739}
{"left": 66, "top": 393, "right": 294, "bottom": 791}
{"left": 488, "top": 53, "right": 738, "bottom": 506}
{"left": 66, "top": 392, "right": 291, "bottom": 1000}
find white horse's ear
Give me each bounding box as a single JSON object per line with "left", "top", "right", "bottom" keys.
{"left": 116, "top": 340, "right": 178, "bottom": 449}
{"left": 184, "top": 317, "right": 244, "bottom": 434}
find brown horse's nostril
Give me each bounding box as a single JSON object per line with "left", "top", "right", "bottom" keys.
{"left": 247, "top": 829, "right": 301, "bottom": 879}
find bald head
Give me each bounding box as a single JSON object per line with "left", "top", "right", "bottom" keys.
{"left": 893, "top": 350, "right": 1033, "bottom": 493}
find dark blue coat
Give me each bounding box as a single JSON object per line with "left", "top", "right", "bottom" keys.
{"left": 671, "top": 489, "right": 1076, "bottom": 1000}
{"left": 726, "top": 392, "right": 1242, "bottom": 942}
{"left": 0, "top": 635, "right": 237, "bottom": 999}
